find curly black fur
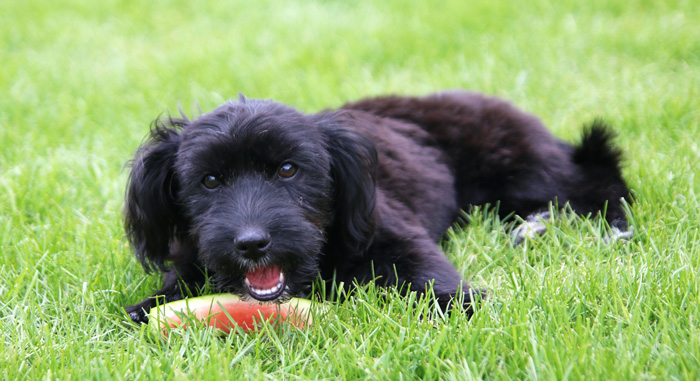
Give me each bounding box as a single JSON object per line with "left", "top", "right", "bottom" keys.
{"left": 124, "top": 91, "right": 631, "bottom": 323}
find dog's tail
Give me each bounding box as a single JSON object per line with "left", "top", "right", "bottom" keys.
{"left": 572, "top": 119, "right": 624, "bottom": 171}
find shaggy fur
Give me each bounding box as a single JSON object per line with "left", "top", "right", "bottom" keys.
{"left": 124, "top": 91, "right": 631, "bottom": 323}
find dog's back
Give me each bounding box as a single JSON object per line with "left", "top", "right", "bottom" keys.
{"left": 342, "top": 91, "right": 631, "bottom": 231}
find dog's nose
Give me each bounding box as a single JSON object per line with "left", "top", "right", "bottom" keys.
{"left": 234, "top": 228, "right": 271, "bottom": 259}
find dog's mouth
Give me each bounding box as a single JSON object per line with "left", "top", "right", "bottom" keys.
{"left": 243, "top": 264, "right": 286, "bottom": 301}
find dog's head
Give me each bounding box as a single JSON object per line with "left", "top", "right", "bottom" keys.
{"left": 125, "top": 97, "right": 377, "bottom": 301}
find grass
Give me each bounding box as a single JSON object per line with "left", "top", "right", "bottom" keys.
{"left": 1, "top": 0, "right": 698, "bottom": 378}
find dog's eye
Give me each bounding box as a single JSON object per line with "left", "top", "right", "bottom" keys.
{"left": 202, "top": 175, "right": 221, "bottom": 189}
{"left": 278, "top": 162, "right": 298, "bottom": 179}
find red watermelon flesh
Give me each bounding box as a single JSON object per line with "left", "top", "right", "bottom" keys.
{"left": 147, "top": 294, "right": 314, "bottom": 335}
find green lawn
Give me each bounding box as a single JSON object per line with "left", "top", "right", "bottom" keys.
{"left": 1, "top": 0, "right": 699, "bottom": 379}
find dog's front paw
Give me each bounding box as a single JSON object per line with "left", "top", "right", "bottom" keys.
{"left": 126, "top": 304, "right": 150, "bottom": 324}
{"left": 435, "top": 288, "right": 485, "bottom": 318}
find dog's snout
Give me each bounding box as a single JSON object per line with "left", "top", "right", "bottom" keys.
{"left": 234, "top": 228, "right": 271, "bottom": 259}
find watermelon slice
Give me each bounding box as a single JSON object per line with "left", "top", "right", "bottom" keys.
{"left": 148, "top": 294, "right": 315, "bottom": 335}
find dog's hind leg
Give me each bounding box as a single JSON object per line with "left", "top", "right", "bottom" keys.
{"left": 603, "top": 216, "right": 634, "bottom": 243}
{"left": 509, "top": 205, "right": 633, "bottom": 245}
{"left": 509, "top": 209, "right": 553, "bottom": 245}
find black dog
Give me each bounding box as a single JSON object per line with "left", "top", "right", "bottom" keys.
{"left": 124, "top": 91, "right": 631, "bottom": 323}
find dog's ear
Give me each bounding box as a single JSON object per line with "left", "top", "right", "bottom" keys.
{"left": 320, "top": 119, "right": 378, "bottom": 254}
{"left": 124, "top": 119, "right": 185, "bottom": 272}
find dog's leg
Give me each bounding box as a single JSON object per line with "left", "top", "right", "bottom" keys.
{"left": 364, "top": 234, "right": 484, "bottom": 317}
{"left": 510, "top": 209, "right": 634, "bottom": 245}
{"left": 125, "top": 264, "right": 206, "bottom": 324}
{"left": 509, "top": 200, "right": 634, "bottom": 245}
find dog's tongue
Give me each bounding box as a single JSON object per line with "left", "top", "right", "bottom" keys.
{"left": 245, "top": 265, "right": 282, "bottom": 289}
